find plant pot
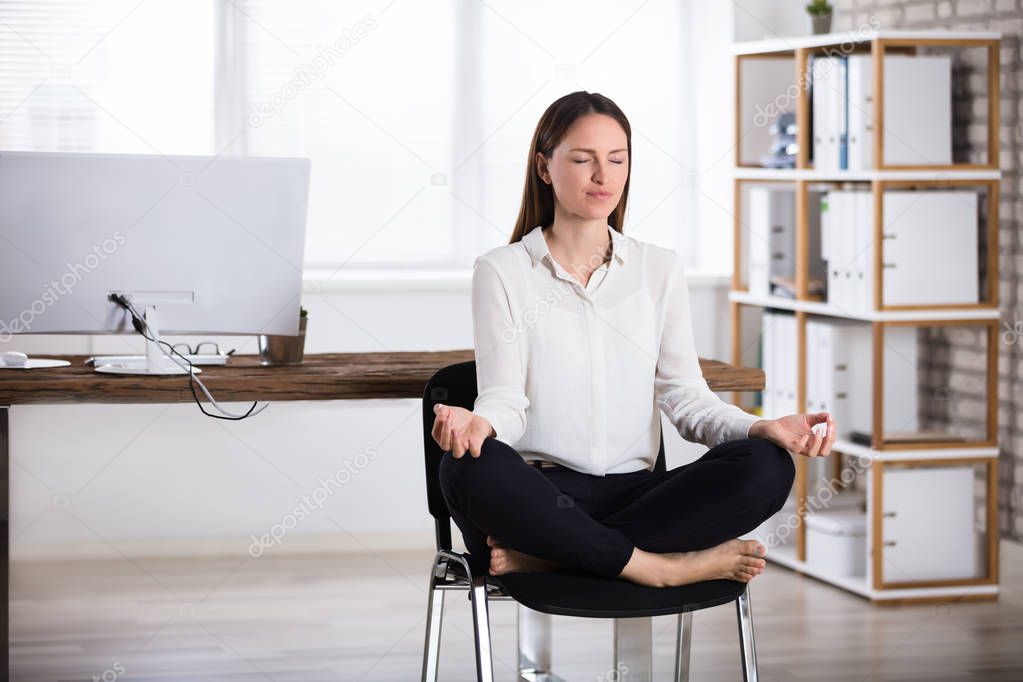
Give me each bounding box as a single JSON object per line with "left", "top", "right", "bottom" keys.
{"left": 258, "top": 316, "right": 307, "bottom": 365}
{"left": 808, "top": 12, "right": 832, "bottom": 35}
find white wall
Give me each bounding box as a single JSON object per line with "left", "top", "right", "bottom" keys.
{"left": 732, "top": 0, "right": 810, "bottom": 41}
{"left": 688, "top": 1, "right": 814, "bottom": 274}
{"left": 8, "top": 274, "right": 733, "bottom": 561}
{"left": 689, "top": 1, "right": 738, "bottom": 274}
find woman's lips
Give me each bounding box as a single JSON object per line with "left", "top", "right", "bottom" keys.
{"left": 587, "top": 192, "right": 613, "bottom": 200}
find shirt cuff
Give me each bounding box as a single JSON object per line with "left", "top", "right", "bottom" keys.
{"left": 737, "top": 413, "right": 763, "bottom": 441}
{"left": 471, "top": 406, "right": 517, "bottom": 447}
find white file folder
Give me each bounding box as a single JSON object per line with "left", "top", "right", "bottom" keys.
{"left": 846, "top": 54, "right": 875, "bottom": 171}
{"left": 882, "top": 55, "right": 952, "bottom": 165}
{"left": 805, "top": 319, "right": 918, "bottom": 440}
{"left": 882, "top": 190, "right": 979, "bottom": 306}
{"left": 749, "top": 187, "right": 795, "bottom": 297}
{"left": 853, "top": 191, "right": 874, "bottom": 311}
{"left": 762, "top": 312, "right": 775, "bottom": 418}
{"left": 882, "top": 466, "right": 977, "bottom": 581}
{"left": 812, "top": 56, "right": 840, "bottom": 171}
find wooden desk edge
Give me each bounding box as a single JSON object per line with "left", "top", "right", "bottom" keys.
{"left": 0, "top": 351, "right": 764, "bottom": 405}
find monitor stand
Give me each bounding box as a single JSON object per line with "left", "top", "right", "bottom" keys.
{"left": 93, "top": 305, "right": 201, "bottom": 375}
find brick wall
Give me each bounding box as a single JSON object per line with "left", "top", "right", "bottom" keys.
{"left": 832, "top": 0, "right": 1022, "bottom": 542}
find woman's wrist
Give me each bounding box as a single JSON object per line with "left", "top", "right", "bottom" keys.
{"left": 473, "top": 414, "right": 496, "bottom": 438}
{"left": 748, "top": 419, "right": 769, "bottom": 439}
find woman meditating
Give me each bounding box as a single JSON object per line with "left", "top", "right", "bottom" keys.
{"left": 432, "top": 91, "right": 834, "bottom": 589}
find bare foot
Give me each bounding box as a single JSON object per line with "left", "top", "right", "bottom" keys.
{"left": 486, "top": 535, "right": 559, "bottom": 576}
{"left": 619, "top": 539, "right": 768, "bottom": 588}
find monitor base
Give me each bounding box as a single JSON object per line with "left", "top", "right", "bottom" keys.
{"left": 94, "top": 359, "right": 200, "bottom": 375}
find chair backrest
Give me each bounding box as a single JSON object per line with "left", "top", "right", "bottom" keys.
{"left": 422, "top": 360, "right": 666, "bottom": 551}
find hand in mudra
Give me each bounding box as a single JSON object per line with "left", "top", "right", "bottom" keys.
{"left": 431, "top": 404, "right": 494, "bottom": 458}
{"left": 749, "top": 412, "right": 835, "bottom": 457}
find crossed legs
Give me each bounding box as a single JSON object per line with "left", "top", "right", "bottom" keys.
{"left": 439, "top": 436, "right": 795, "bottom": 587}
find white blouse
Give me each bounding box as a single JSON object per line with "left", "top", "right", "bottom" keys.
{"left": 471, "top": 224, "right": 760, "bottom": 475}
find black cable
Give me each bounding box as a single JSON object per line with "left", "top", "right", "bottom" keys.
{"left": 108, "top": 294, "right": 261, "bottom": 420}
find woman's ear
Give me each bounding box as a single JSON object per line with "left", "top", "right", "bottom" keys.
{"left": 535, "top": 152, "right": 550, "bottom": 184}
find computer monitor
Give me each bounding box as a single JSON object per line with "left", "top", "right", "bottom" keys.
{"left": 0, "top": 150, "right": 310, "bottom": 374}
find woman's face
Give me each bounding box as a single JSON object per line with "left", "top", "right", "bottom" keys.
{"left": 538, "top": 113, "right": 629, "bottom": 221}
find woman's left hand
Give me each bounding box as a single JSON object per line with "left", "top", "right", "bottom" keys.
{"left": 749, "top": 412, "right": 835, "bottom": 457}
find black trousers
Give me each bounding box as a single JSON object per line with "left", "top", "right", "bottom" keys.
{"left": 438, "top": 436, "right": 796, "bottom": 579}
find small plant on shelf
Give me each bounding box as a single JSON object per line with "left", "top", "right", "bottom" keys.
{"left": 805, "top": 0, "right": 833, "bottom": 34}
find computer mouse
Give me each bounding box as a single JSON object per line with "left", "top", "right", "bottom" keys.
{"left": 0, "top": 351, "right": 28, "bottom": 367}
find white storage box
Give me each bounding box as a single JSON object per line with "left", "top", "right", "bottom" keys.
{"left": 805, "top": 509, "right": 867, "bottom": 577}
{"left": 882, "top": 466, "right": 977, "bottom": 582}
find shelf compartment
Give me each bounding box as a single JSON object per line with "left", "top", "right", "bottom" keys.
{"left": 872, "top": 38, "right": 1000, "bottom": 171}
{"left": 734, "top": 32, "right": 1001, "bottom": 174}
{"left": 734, "top": 52, "right": 799, "bottom": 168}
{"left": 733, "top": 177, "right": 1000, "bottom": 312}
{"left": 735, "top": 311, "right": 998, "bottom": 450}
{"left": 748, "top": 454, "right": 999, "bottom": 599}
{"left": 871, "top": 178, "right": 999, "bottom": 311}
{"left": 764, "top": 543, "right": 998, "bottom": 603}
{"left": 871, "top": 458, "right": 998, "bottom": 591}
{"left": 870, "top": 319, "right": 998, "bottom": 451}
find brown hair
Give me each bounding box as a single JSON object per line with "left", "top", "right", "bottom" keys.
{"left": 509, "top": 91, "right": 632, "bottom": 244}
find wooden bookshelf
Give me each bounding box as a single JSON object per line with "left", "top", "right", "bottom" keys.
{"left": 731, "top": 30, "right": 1002, "bottom": 604}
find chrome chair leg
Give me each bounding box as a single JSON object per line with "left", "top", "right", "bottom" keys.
{"left": 736, "top": 585, "right": 759, "bottom": 682}
{"left": 423, "top": 550, "right": 494, "bottom": 682}
{"left": 469, "top": 574, "right": 495, "bottom": 682}
{"left": 613, "top": 617, "right": 652, "bottom": 682}
{"left": 674, "top": 611, "right": 693, "bottom": 682}
{"left": 421, "top": 554, "right": 446, "bottom": 682}
{"left": 517, "top": 605, "right": 564, "bottom": 681}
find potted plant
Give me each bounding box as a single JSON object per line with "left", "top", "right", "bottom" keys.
{"left": 258, "top": 306, "right": 308, "bottom": 365}
{"left": 806, "top": 0, "right": 833, "bottom": 35}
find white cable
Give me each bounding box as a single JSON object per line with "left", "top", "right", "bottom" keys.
{"left": 159, "top": 341, "right": 271, "bottom": 419}
{"left": 125, "top": 299, "right": 270, "bottom": 419}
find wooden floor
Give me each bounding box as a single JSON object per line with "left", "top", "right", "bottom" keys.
{"left": 11, "top": 540, "right": 1023, "bottom": 681}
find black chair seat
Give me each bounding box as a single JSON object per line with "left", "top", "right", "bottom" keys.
{"left": 490, "top": 571, "right": 747, "bottom": 619}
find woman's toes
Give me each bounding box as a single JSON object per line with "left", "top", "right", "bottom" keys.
{"left": 736, "top": 566, "right": 757, "bottom": 580}
{"left": 740, "top": 556, "right": 766, "bottom": 569}
{"left": 739, "top": 539, "right": 766, "bottom": 557}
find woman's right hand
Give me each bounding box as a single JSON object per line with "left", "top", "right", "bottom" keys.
{"left": 432, "top": 404, "right": 494, "bottom": 458}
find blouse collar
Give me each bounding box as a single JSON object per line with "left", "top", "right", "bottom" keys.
{"left": 522, "top": 223, "right": 628, "bottom": 269}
